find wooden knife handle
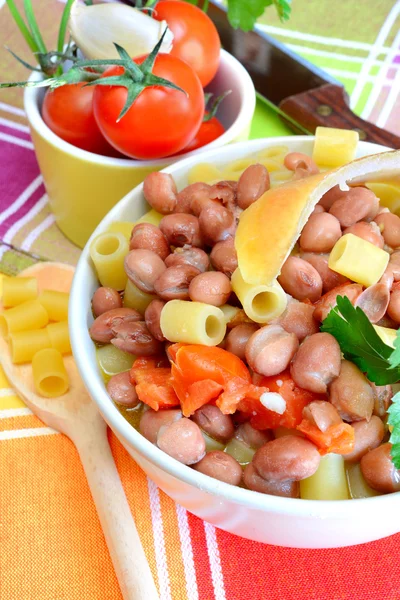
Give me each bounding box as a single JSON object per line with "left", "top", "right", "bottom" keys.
{"left": 279, "top": 83, "right": 400, "bottom": 149}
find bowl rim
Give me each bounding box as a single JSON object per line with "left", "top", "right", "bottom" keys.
{"left": 23, "top": 49, "right": 256, "bottom": 168}
{"left": 70, "top": 135, "right": 400, "bottom": 518}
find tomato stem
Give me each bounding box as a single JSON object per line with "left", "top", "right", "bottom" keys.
{"left": 203, "top": 90, "right": 231, "bottom": 122}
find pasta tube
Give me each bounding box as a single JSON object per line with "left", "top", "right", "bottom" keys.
{"left": 107, "top": 210, "right": 163, "bottom": 242}
{"left": 312, "top": 126, "right": 359, "bottom": 167}
{"left": 47, "top": 321, "right": 71, "bottom": 354}
{"left": 231, "top": 268, "right": 287, "bottom": 323}
{"left": 32, "top": 348, "right": 69, "bottom": 398}
{"left": 188, "top": 163, "right": 221, "bottom": 185}
{"left": 328, "top": 233, "right": 389, "bottom": 287}
{"left": 346, "top": 462, "right": 381, "bottom": 499}
{"left": 373, "top": 324, "right": 397, "bottom": 348}
{"left": 160, "top": 300, "right": 226, "bottom": 346}
{"left": 136, "top": 209, "right": 163, "bottom": 228}
{"left": 300, "top": 454, "right": 350, "bottom": 500}
{"left": 90, "top": 231, "right": 128, "bottom": 290}
{"left": 10, "top": 329, "right": 51, "bottom": 364}
{"left": 38, "top": 290, "right": 69, "bottom": 322}
{"left": 96, "top": 344, "right": 136, "bottom": 382}
{"left": 366, "top": 181, "right": 400, "bottom": 216}
{"left": 107, "top": 221, "right": 135, "bottom": 241}
{"left": 256, "top": 145, "right": 289, "bottom": 160}
{"left": 219, "top": 304, "right": 240, "bottom": 325}
{"left": 123, "top": 279, "right": 155, "bottom": 314}
{"left": 2, "top": 277, "right": 38, "bottom": 307}
{"left": 0, "top": 300, "right": 48, "bottom": 338}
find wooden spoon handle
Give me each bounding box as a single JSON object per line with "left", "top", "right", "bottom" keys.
{"left": 279, "top": 83, "right": 400, "bottom": 148}
{"left": 74, "top": 430, "right": 159, "bottom": 600}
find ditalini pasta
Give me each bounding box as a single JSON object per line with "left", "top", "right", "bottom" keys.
{"left": 188, "top": 163, "right": 221, "bottom": 185}
{"left": 10, "top": 328, "right": 51, "bottom": 364}
{"left": 136, "top": 209, "right": 163, "bottom": 228}
{"left": 32, "top": 348, "right": 69, "bottom": 397}
{"left": 0, "top": 299, "right": 48, "bottom": 337}
{"left": 123, "top": 279, "right": 155, "bottom": 314}
{"left": 38, "top": 290, "right": 69, "bottom": 322}
{"left": 328, "top": 233, "right": 389, "bottom": 287}
{"left": 2, "top": 277, "right": 38, "bottom": 307}
{"left": 47, "top": 321, "right": 71, "bottom": 354}
{"left": 231, "top": 268, "right": 287, "bottom": 323}
{"left": 373, "top": 325, "right": 397, "bottom": 348}
{"left": 160, "top": 300, "right": 226, "bottom": 346}
{"left": 219, "top": 304, "right": 240, "bottom": 325}
{"left": 90, "top": 231, "right": 128, "bottom": 290}
{"left": 312, "top": 126, "right": 358, "bottom": 168}
{"left": 107, "top": 221, "right": 136, "bottom": 241}
{"left": 300, "top": 454, "right": 350, "bottom": 500}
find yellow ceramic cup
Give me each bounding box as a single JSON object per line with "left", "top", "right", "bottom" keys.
{"left": 24, "top": 50, "right": 256, "bottom": 248}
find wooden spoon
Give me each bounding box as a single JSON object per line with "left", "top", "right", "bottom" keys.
{"left": 0, "top": 262, "right": 159, "bottom": 600}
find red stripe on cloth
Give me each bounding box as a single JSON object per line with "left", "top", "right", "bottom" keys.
{"left": 0, "top": 141, "right": 40, "bottom": 213}
{"left": 0, "top": 182, "right": 46, "bottom": 237}
{"left": 215, "top": 526, "right": 400, "bottom": 600}
{"left": 188, "top": 512, "right": 218, "bottom": 600}
{"left": 0, "top": 123, "right": 31, "bottom": 142}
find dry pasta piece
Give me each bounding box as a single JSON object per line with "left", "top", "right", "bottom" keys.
{"left": 231, "top": 268, "right": 287, "bottom": 323}
{"left": 160, "top": 300, "right": 226, "bottom": 346}
{"left": 38, "top": 290, "right": 69, "bottom": 322}
{"left": 328, "top": 234, "right": 389, "bottom": 287}
{"left": 10, "top": 328, "right": 51, "bottom": 364}
{"left": 47, "top": 321, "right": 71, "bottom": 354}
{"left": 312, "top": 126, "right": 358, "bottom": 168}
{"left": 2, "top": 277, "right": 38, "bottom": 307}
{"left": 0, "top": 299, "right": 48, "bottom": 338}
{"left": 123, "top": 279, "right": 155, "bottom": 314}
{"left": 32, "top": 348, "right": 69, "bottom": 397}
{"left": 90, "top": 231, "right": 128, "bottom": 291}
{"left": 0, "top": 274, "right": 8, "bottom": 298}
{"left": 300, "top": 454, "right": 350, "bottom": 500}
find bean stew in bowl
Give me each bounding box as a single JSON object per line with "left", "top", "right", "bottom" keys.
{"left": 70, "top": 133, "right": 400, "bottom": 548}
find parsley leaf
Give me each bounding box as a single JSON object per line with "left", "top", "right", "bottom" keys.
{"left": 389, "top": 329, "right": 400, "bottom": 369}
{"left": 227, "top": 0, "right": 291, "bottom": 32}
{"left": 388, "top": 392, "right": 400, "bottom": 469}
{"left": 321, "top": 295, "right": 400, "bottom": 385}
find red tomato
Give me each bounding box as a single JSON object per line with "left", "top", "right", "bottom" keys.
{"left": 239, "top": 372, "right": 322, "bottom": 430}
{"left": 154, "top": 1, "right": 220, "bottom": 87}
{"left": 42, "top": 83, "right": 117, "bottom": 155}
{"left": 181, "top": 113, "right": 225, "bottom": 153}
{"left": 93, "top": 54, "right": 204, "bottom": 159}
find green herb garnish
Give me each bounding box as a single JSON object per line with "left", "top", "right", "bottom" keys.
{"left": 227, "top": 0, "right": 291, "bottom": 31}
{"left": 388, "top": 393, "right": 400, "bottom": 469}
{"left": 321, "top": 295, "right": 400, "bottom": 385}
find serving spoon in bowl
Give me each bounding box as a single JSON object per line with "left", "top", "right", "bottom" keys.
{"left": 0, "top": 261, "right": 159, "bottom": 600}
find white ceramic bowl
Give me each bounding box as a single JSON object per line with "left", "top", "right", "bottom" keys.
{"left": 24, "top": 49, "right": 256, "bottom": 248}
{"left": 70, "top": 136, "right": 400, "bottom": 549}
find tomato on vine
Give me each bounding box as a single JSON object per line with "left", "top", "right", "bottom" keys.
{"left": 153, "top": 1, "right": 221, "bottom": 87}
{"left": 42, "top": 83, "right": 118, "bottom": 155}
{"left": 91, "top": 36, "right": 204, "bottom": 159}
